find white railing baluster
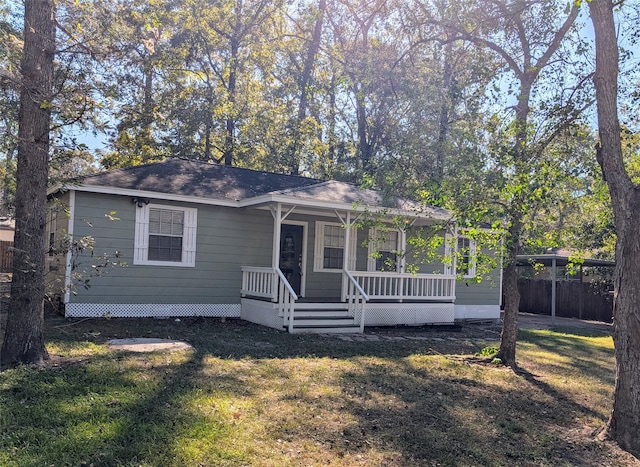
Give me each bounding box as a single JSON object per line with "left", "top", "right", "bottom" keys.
{"left": 351, "top": 271, "right": 455, "bottom": 302}
{"left": 344, "top": 270, "right": 369, "bottom": 332}
{"left": 241, "top": 267, "right": 299, "bottom": 331}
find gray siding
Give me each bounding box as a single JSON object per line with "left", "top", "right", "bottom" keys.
{"left": 455, "top": 260, "right": 501, "bottom": 306}
{"left": 46, "top": 192, "right": 72, "bottom": 301}
{"left": 66, "top": 192, "right": 500, "bottom": 307}
{"left": 69, "top": 192, "right": 273, "bottom": 305}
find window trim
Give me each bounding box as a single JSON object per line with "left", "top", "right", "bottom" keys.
{"left": 444, "top": 233, "right": 477, "bottom": 278}
{"left": 456, "top": 236, "right": 477, "bottom": 278}
{"left": 313, "top": 221, "right": 357, "bottom": 273}
{"left": 367, "top": 228, "right": 401, "bottom": 272}
{"left": 134, "top": 203, "right": 197, "bottom": 267}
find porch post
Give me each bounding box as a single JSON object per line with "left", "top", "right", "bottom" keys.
{"left": 399, "top": 229, "right": 407, "bottom": 274}
{"left": 551, "top": 257, "right": 557, "bottom": 325}
{"left": 272, "top": 203, "right": 282, "bottom": 270}
{"left": 341, "top": 211, "right": 351, "bottom": 302}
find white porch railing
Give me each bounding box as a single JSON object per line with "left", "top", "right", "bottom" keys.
{"left": 350, "top": 272, "right": 456, "bottom": 302}
{"left": 241, "top": 266, "right": 298, "bottom": 332}
{"left": 241, "top": 266, "right": 277, "bottom": 300}
{"left": 343, "top": 270, "right": 369, "bottom": 332}
{"left": 276, "top": 268, "right": 298, "bottom": 333}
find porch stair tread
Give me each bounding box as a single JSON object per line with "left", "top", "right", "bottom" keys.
{"left": 291, "top": 317, "right": 355, "bottom": 326}
{"left": 294, "top": 310, "right": 350, "bottom": 318}
{"left": 290, "top": 324, "right": 361, "bottom": 334}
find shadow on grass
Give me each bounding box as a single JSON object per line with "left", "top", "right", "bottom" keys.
{"left": 1, "top": 346, "right": 253, "bottom": 466}
{"left": 518, "top": 328, "right": 615, "bottom": 388}
{"left": 48, "top": 316, "right": 499, "bottom": 363}
{"left": 330, "top": 354, "right": 612, "bottom": 465}
{"left": 0, "top": 315, "right": 620, "bottom": 466}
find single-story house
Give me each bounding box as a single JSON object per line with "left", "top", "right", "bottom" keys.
{"left": 47, "top": 158, "right": 501, "bottom": 333}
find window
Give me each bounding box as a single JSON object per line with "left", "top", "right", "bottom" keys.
{"left": 134, "top": 203, "right": 197, "bottom": 267}
{"left": 368, "top": 228, "right": 400, "bottom": 272}
{"left": 314, "top": 221, "right": 356, "bottom": 272}
{"left": 456, "top": 237, "right": 477, "bottom": 278}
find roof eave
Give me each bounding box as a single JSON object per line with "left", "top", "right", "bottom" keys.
{"left": 240, "top": 193, "right": 451, "bottom": 221}
{"left": 51, "top": 184, "right": 451, "bottom": 221}
{"left": 52, "top": 184, "right": 240, "bottom": 208}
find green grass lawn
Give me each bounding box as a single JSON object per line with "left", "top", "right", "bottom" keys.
{"left": 0, "top": 316, "right": 636, "bottom": 466}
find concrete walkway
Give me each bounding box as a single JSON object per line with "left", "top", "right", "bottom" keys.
{"left": 322, "top": 312, "right": 612, "bottom": 342}
{"left": 108, "top": 337, "right": 193, "bottom": 352}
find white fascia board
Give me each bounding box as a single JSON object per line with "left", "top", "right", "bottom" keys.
{"left": 54, "top": 184, "right": 240, "bottom": 208}
{"left": 51, "top": 184, "right": 452, "bottom": 221}
{"left": 240, "top": 194, "right": 450, "bottom": 221}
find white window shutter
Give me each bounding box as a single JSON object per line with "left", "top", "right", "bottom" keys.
{"left": 443, "top": 232, "right": 453, "bottom": 275}
{"left": 183, "top": 207, "right": 198, "bottom": 267}
{"left": 348, "top": 225, "right": 357, "bottom": 271}
{"left": 468, "top": 239, "right": 477, "bottom": 277}
{"left": 134, "top": 205, "right": 150, "bottom": 265}
{"left": 314, "top": 222, "right": 324, "bottom": 271}
{"left": 367, "top": 228, "right": 377, "bottom": 272}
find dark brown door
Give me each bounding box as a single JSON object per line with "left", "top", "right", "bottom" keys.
{"left": 279, "top": 224, "right": 303, "bottom": 295}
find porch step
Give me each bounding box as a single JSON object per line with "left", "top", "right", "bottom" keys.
{"left": 290, "top": 324, "right": 362, "bottom": 334}
{"left": 291, "top": 315, "right": 355, "bottom": 326}
{"left": 288, "top": 305, "right": 360, "bottom": 333}
{"left": 293, "top": 309, "right": 350, "bottom": 318}
{"left": 294, "top": 302, "right": 347, "bottom": 310}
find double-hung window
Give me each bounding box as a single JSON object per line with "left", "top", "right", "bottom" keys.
{"left": 134, "top": 203, "right": 197, "bottom": 267}
{"left": 368, "top": 228, "right": 400, "bottom": 272}
{"left": 456, "top": 236, "right": 477, "bottom": 278}
{"left": 314, "top": 221, "right": 356, "bottom": 272}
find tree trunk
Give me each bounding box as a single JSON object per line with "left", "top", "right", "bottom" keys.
{"left": 223, "top": 38, "right": 239, "bottom": 166}
{"left": 435, "top": 43, "right": 453, "bottom": 181}
{"left": 1, "top": 0, "right": 55, "bottom": 367}
{"left": 589, "top": 0, "right": 640, "bottom": 456}
{"left": 286, "top": 0, "right": 326, "bottom": 176}
{"left": 355, "top": 88, "right": 372, "bottom": 177}
{"left": 496, "top": 75, "right": 533, "bottom": 365}
{"left": 497, "top": 212, "right": 523, "bottom": 365}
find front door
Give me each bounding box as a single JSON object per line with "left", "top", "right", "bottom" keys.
{"left": 279, "top": 224, "right": 304, "bottom": 296}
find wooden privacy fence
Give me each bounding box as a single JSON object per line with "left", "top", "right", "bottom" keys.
{"left": 0, "top": 241, "right": 12, "bottom": 273}
{"left": 518, "top": 279, "right": 613, "bottom": 323}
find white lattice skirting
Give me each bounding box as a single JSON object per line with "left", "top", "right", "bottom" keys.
{"left": 65, "top": 303, "right": 241, "bottom": 318}
{"left": 240, "top": 299, "right": 284, "bottom": 330}
{"left": 364, "top": 303, "right": 455, "bottom": 326}
{"left": 454, "top": 304, "right": 501, "bottom": 321}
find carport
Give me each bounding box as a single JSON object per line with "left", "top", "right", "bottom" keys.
{"left": 516, "top": 254, "right": 615, "bottom": 324}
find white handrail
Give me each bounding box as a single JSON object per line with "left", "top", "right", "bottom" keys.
{"left": 276, "top": 268, "right": 298, "bottom": 333}
{"left": 343, "top": 270, "right": 369, "bottom": 301}
{"left": 242, "top": 266, "right": 298, "bottom": 332}
{"left": 343, "top": 270, "right": 369, "bottom": 332}
{"left": 275, "top": 268, "right": 298, "bottom": 301}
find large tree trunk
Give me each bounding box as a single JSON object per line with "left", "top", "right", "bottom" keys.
{"left": 286, "top": 0, "right": 325, "bottom": 176}
{"left": 496, "top": 75, "right": 533, "bottom": 366}
{"left": 1, "top": 0, "right": 55, "bottom": 367}
{"left": 223, "top": 37, "right": 239, "bottom": 166}
{"left": 589, "top": 0, "right": 640, "bottom": 456}
{"left": 497, "top": 212, "right": 523, "bottom": 365}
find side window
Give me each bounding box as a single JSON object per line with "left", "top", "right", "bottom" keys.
{"left": 368, "top": 228, "right": 400, "bottom": 272}
{"left": 456, "top": 236, "right": 477, "bottom": 278}
{"left": 134, "top": 203, "right": 197, "bottom": 267}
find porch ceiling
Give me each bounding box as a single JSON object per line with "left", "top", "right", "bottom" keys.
{"left": 244, "top": 196, "right": 450, "bottom": 224}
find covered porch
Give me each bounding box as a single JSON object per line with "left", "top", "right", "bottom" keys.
{"left": 239, "top": 195, "right": 457, "bottom": 333}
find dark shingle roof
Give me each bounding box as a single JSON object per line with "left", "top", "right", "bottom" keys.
{"left": 79, "top": 158, "right": 322, "bottom": 202}
{"left": 75, "top": 158, "right": 450, "bottom": 219}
